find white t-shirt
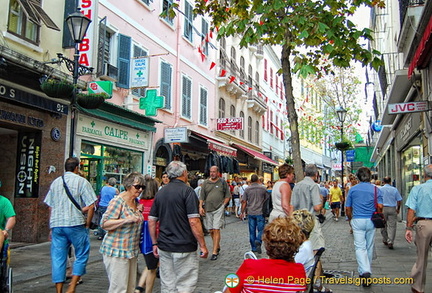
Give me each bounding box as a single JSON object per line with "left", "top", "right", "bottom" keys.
{"left": 295, "top": 240, "right": 315, "bottom": 274}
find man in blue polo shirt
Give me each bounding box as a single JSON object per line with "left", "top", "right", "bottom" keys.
{"left": 380, "top": 176, "right": 402, "bottom": 249}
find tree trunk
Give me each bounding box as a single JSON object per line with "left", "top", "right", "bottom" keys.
{"left": 281, "top": 43, "right": 304, "bottom": 181}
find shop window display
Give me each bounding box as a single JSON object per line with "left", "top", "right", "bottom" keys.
{"left": 80, "top": 142, "right": 143, "bottom": 193}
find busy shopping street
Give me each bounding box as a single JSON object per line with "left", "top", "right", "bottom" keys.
{"left": 10, "top": 211, "right": 431, "bottom": 293}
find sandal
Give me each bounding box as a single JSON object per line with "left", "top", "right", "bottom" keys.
{"left": 134, "top": 286, "right": 144, "bottom": 293}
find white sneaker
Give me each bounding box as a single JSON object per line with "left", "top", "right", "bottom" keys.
{"left": 335, "top": 218, "right": 339, "bottom": 222}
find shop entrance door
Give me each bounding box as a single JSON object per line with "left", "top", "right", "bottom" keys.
{"left": 81, "top": 158, "right": 102, "bottom": 195}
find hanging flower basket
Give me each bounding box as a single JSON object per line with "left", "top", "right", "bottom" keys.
{"left": 76, "top": 93, "right": 107, "bottom": 109}
{"left": 40, "top": 78, "right": 74, "bottom": 100}
{"left": 335, "top": 142, "right": 351, "bottom": 151}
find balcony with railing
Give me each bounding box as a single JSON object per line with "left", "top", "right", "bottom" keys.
{"left": 218, "top": 49, "right": 247, "bottom": 98}
{"left": 246, "top": 85, "right": 267, "bottom": 115}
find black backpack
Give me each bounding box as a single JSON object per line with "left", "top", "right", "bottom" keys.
{"left": 262, "top": 193, "right": 273, "bottom": 217}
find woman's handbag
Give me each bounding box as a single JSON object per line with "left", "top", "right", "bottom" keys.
{"left": 140, "top": 220, "right": 153, "bottom": 255}
{"left": 371, "top": 186, "right": 386, "bottom": 228}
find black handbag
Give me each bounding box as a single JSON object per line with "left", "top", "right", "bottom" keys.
{"left": 371, "top": 186, "right": 386, "bottom": 228}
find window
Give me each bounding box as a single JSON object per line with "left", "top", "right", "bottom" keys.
{"left": 264, "top": 59, "right": 268, "bottom": 82}
{"left": 248, "top": 65, "right": 253, "bottom": 88}
{"left": 132, "top": 45, "right": 148, "bottom": 97}
{"left": 255, "top": 121, "right": 259, "bottom": 144}
{"left": 161, "top": 61, "right": 173, "bottom": 110}
{"left": 220, "top": 37, "right": 227, "bottom": 68}
{"left": 248, "top": 116, "right": 252, "bottom": 142}
{"left": 270, "top": 68, "right": 273, "bottom": 88}
{"left": 230, "top": 47, "right": 236, "bottom": 71}
{"left": 117, "top": 34, "right": 132, "bottom": 88}
{"left": 181, "top": 75, "right": 192, "bottom": 118}
{"left": 96, "top": 22, "right": 114, "bottom": 76}
{"left": 184, "top": 1, "right": 193, "bottom": 42}
{"left": 140, "top": 0, "right": 152, "bottom": 5}
{"left": 240, "top": 56, "right": 245, "bottom": 80}
{"left": 230, "top": 105, "right": 235, "bottom": 117}
{"left": 201, "top": 18, "right": 209, "bottom": 55}
{"left": 239, "top": 111, "right": 244, "bottom": 138}
{"left": 199, "top": 86, "right": 208, "bottom": 125}
{"left": 219, "top": 98, "right": 225, "bottom": 118}
{"left": 162, "top": 0, "right": 174, "bottom": 25}
{"left": 255, "top": 72, "right": 260, "bottom": 91}
{"left": 230, "top": 105, "right": 235, "bottom": 134}
{"left": 8, "top": 0, "right": 40, "bottom": 43}
{"left": 270, "top": 110, "right": 274, "bottom": 134}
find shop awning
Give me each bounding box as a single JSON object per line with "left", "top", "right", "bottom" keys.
{"left": 191, "top": 132, "right": 237, "bottom": 156}
{"left": 408, "top": 16, "right": 432, "bottom": 79}
{"left": 233, "top": 144, "right": 278, "bottom": 166}
{"left": 77, "top": 101, "right": 160, "bottom": 132}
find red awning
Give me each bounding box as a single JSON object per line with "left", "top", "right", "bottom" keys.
{"left": 408, "top": 16, "right": 432, "bottom": 79}
{"left": 233, "top": 144, "right": 278, "bottom": 166}
{"left": 192, "top": 132, "right": 237, "bottom": 156}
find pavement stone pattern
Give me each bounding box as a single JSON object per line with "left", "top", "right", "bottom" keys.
{"left": 10, "top": 213, "right": 432, "bottom": 292}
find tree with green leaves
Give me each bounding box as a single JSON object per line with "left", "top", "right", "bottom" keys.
{"left": 171, "top": 0, "right": 384, "bottom": 180}
{"left": 300, "top": 66, "right": 364, "bottom": 149}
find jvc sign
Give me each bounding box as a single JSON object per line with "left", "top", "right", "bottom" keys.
{"left": 388, "top": 101, "right": 428, "bottom": 115}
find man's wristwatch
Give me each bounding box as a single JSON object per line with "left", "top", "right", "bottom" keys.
{"left": 152, "top": 243, "right": 158, "bottom": 246}
{"left": 406, "top": 226, "right": 413, "bottom": 231}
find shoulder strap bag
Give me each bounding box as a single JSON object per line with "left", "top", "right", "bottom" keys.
{"left": 62, "top": 175, "right": 82, "bottom": 212}
{"left": 371, "top": 186, "right": 386, "bottom": 228}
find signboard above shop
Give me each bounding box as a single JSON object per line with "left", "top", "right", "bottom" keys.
{"left": 388, "top": 101, "right": 428, "bottom": 115}
{"left": 217, "top": 117, "right": 243, "bottom": 130}
{"left": 164, "top": 127, "right": 188, "bottom": 143}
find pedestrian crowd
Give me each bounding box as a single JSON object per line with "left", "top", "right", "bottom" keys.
{"left": 39, "top": 157, "right": 432, "bottom": 293}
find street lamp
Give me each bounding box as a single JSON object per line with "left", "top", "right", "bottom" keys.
{"left": 65, "top": 10, "right": 92, "bottom": 157}
{"left": 336, "top": 106, "right": 347, "bottom": 216}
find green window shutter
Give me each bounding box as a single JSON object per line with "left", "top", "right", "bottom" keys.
{"left": 182, "top": 76, "right": 191, "bottom": 118}
{"left": 117, "top": 34, "right": 131, "bottom": 88}
{"left": 161, "top": 62, "right": 172, "bottom": 110}
{"left": 184, "top": 2, "right": 193, "bottom": 42}
{"left": 200, "top": 87, "right": 207, "bottom": 125}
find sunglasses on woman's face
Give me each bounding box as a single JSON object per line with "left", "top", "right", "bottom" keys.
{"left": 133, "top": 184, "right": 145, "bottom": 190}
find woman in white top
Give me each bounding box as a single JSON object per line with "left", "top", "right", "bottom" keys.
{"left": 269, "top": 164, "right": 295, "bottom": 222}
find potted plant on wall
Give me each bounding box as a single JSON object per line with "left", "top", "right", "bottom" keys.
{"left": 76, "top": 92, "right": 108, "bottom": 109}
{"left": 40, "top": 76, "right": 74, "bottom": 100}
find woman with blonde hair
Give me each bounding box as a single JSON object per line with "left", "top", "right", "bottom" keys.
{"left": 225, "top": 217, "right": 306, "bottom": 292}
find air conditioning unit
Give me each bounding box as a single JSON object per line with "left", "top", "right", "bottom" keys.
{"left": 100, "top": 63, "right": 118, "bottom": 82}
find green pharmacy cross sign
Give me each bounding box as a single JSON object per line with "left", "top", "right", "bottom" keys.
{"left": 139, "top": 89, "right": 164, "bottom": 116}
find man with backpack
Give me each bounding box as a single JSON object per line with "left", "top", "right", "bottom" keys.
{"left": 240, "top": 174, "right": 267, "bottom": 254}
{"left": 199, "top": 166, "right": 231, "bottom": 261}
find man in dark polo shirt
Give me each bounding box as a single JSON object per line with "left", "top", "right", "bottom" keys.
{"left": 241, "top": 174, "right": 267, "bottom": 254}
{"left": 149, "top": 161, "right": 208, "bottom": 292}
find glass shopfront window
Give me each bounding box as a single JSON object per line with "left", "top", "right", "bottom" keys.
{"left": 80, "top": 141, "right": 144, "bottom": 194}
{"left": 401, "top": 139, "right": 422, "bottom": 201}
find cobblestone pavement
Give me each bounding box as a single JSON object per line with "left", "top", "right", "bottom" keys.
{"left": 10, "top": 213, "right": 432, "bottom": 292}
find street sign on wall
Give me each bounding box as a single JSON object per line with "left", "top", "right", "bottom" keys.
{"left": 216, "top": 117, "right": 243, "bottom": 130}
{"left": 388, "top": 101, "right": 428, "bottom": 115}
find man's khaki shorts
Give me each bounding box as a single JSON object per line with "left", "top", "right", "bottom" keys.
{"left": 205, "top": 204, "right": 225, "bottom": 230}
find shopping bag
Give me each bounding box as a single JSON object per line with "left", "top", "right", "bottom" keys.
{"left": 140, "top": 221, "right": 153, "bottom": 254}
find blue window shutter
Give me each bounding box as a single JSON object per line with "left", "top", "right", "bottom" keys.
{"left": 161, "top": 62, "right": 172, "bottom": 110}
{"left": 117, "top": 34, "right": 131, "bottom": 88}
